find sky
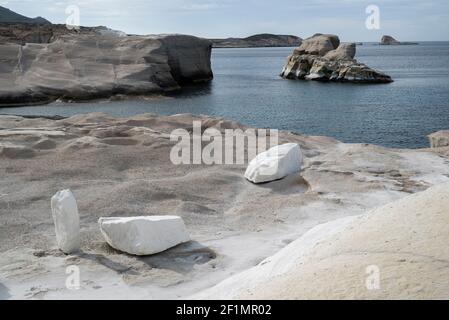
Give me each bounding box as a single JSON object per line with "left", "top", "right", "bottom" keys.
{"left": 1, "top": 0, "right": 449, "bottom": 41}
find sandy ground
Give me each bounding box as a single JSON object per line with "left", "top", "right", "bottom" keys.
{"left": 1, "top": 112, "right": 449, "bottom": 299}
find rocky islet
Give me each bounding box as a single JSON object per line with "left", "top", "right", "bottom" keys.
{"left": 280, "top": 34, "right": 393, "bottom": 83}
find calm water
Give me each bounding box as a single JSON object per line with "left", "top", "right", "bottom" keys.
{"left": 2, "top": 42, "right": 449, "bottom": 148}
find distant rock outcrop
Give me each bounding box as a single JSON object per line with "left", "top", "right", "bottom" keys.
{"left": 380, "top": 35, "right": 418, "bottom": 45}
{"left": 0, "top": 25, "right": 213, "bottom": 107}
{"left": 280, "top": 34, "right": 393, "bottom": 83}
{"left": 211, "top": 33, "right": 302, "bottom": 48}
{"left": 0, "top": 6, "right": 50, "bottom": 24}
{"left": 0, "top": 23, "right": 105, "bottom": 44}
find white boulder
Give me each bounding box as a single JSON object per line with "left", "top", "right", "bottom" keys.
{"left": 51, "top": 189, "right": 81, "bottom": 254}
{"left": 98, "top": 216, "right": 190, "bottom": 256}
{"left": 245, "top": 143, "right": 303, "bottom": 184}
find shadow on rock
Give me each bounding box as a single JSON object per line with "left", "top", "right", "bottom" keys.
{"left": 139, "top": 241, "right": 216, "bottom": 275}
{"left": 256, "top": 175, "right": 310, "bottom": 195}
{"left": 168, "top": 82, "right": 213, "bottom": 99}
{"left": 0, "top": 283, "right": 11, "bottom": 300}
{"left": 76, "top": 251, "right": 139, "bottom": 275}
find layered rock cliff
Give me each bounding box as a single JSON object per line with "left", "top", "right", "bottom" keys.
{"left": 0, "top": 23, "right": 111, "bottom": 45}
{"left": 280, "top": 34, "right": 393, "bottom": 83}
{"left": 0, "top": 25, "right": 213, "bottom": 107}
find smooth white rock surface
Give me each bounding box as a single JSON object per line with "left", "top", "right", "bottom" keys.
{"left": 98, "top": 216, "right": 190, "bottom": 256}
{"left": 194, "top": 182, "right": 449, "bottom": 300}
{"left": 50, "top": 189, "right": 80, "bottom": 254}
{"left": 244, "top": 143, "right": 302, "bottom": 184}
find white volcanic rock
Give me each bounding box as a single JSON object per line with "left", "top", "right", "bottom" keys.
{"left": 281, "top": 34, "right": 392, "bottom": 83}
{"left": 0, "top": 29, "right": 213, "bottom": 107}
{"left": 2, "top": 113, "right": 449, "bottom": 300}
{"left": 195, "top": 183, "right": 449, "bottom": 300}
{"left": 98, "top": 216, "right": 190, "bottom": 256}
{"left": 245, "top": 143, "right": 302, "bottom": 184}
{"left": 50, "top": 190, "right": 80, "bottom": 254}
{"left": 295, "top": 34, "right": 340, "bottom": 56}
{"left": 324, "top": 43, "right": 356, "bottom": 61}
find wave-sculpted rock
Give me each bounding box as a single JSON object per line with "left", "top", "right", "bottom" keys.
{"left": 280, "top": 34, "right": 393, "bottom": 83}
{"left": 98, "top": 216, "right": 190, "bottom": 256}
{"left": 294, "top": 33, "right": 340, "bottom": 56}
{"left": 51, "top": 189, "right": 80, "bottom": 254}
{"left": 0, "top": 29, "right": 213, "bottom": 106}
{"left": 0, "top": 23, "right": 116, "bottom": 45}
{"left": 245, "top": 143, "right": 302, "bottom": 184}
{"left": 195, "top": 182, "right": 449, "bottom": 299}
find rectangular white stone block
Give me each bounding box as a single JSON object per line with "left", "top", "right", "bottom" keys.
{"left": 98, "top": 216, "right": 190, "bottom": 256}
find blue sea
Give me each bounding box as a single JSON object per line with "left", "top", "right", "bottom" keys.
{"left": 1, "top": 42, "right": 449, "bottom": 148}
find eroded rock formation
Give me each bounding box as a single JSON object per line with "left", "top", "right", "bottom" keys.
{"left": 280, "top": 34, "right": 393, "bottom": 83}
{"left": 195, "top": 183, "right": 449, "bottom": 299}
{"left": 0, "top": 25, "right": 213, "bottom": 107}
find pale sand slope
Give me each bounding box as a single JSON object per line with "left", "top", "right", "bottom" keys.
{"left": 195, "top": 183, "right": 449, "bottom": 299}
{"left": 0, "top": 112, "right": 448, "bottom": 299}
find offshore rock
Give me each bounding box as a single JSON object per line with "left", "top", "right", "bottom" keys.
{"left": 281, "top": 34, "right": 392, "bottom": 83}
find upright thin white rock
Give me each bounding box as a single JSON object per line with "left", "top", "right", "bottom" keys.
{"left": 51, "top": 189, "right": 80, "bottom": 254}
